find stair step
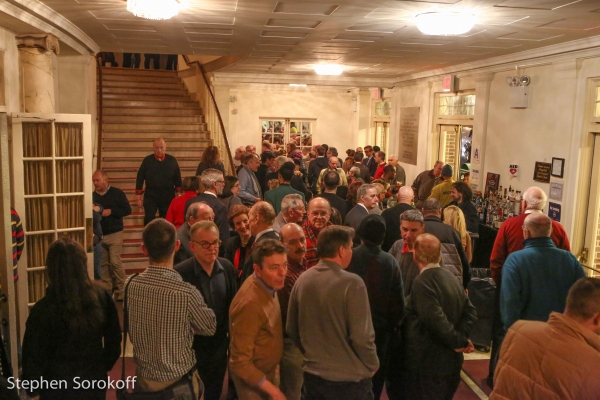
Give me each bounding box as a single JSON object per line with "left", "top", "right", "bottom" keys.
{"left": 102, "top": 140, "right": 211, "bottom": 149}
{"left": 102, "top": 74, "right": 182, "bottom": 84}
{"left": 103, "top": 93, "right": 193, "bottom": 102}
{"left": 103, "top": 123, "right": 206, "bottom": 131}
{"left": 102, "top": 159, "right": 200, "bottom": 168}
{"left": 102, "top": 115, "right": 203, "bottom": 124}
{"left": 103, "top": 87, "right": 189, "bottom": 97}
{"left": 122, "top": 243, "right": 143, "bottom": 255}
{"left": 103, "top": 108, "right": 201, "bottom": 116}
{"left": 102, "top": 133, "right": 210, "bottom": 141}
{"left": 101, "top": 81, "right": 185, "bottom": 90}
{"left": 101, "top": 68, "right": 178, "bottom": 78}
{"left": 102, "top": 167, "right": 198, "bottom": 179}
{"left": 103, "top": 100, "right": 198, "bottom": 109}
{"left": 124, "top": 215, "right": 144, "bottom": 227}
{"left": 102, "top": 148, "right": 205, "bottom": 158}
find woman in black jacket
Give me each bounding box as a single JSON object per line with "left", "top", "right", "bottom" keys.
{"left": 22, "top": 238, "right": 122, "bottom": 400}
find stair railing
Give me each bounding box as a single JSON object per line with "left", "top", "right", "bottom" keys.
{"left": 181, "top": 55, "right": 235, "bottom": 176}
{"left": 96, "top": 57, "right": 103, "bottom": 171}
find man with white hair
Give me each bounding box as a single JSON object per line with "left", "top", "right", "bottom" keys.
{"left": 387, "top": 155, "right": 406, "bottom": 187}
{"left": 273, "top": 194, "right": 306, "bottom": 234}
{"left": 174, "top": 202, "right": 215, "bottom": 264}
{"left": 233, "top": 146, "right": 245, "bottom": 168}
{"left": 500, "top": 213, "right": 584, "bottom": 331}
{"left": 345, "top": 184, "right": 379, "bottom": 246}
{"left": 316, "top": 156, "right": 348, "bottom": 194}
{"left": 487, "top": 185, "right": 571, "bottom": 388}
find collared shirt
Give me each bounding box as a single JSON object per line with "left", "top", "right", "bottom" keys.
{"left": 253, "top": 272, "right": 276, "bottom": 297}
{"left": 203, "top": 190, "right": 217, "bottom": 198}
{"left": 302, "top": 219, "right": 332, "bottom": 268}
{"left": 127, "top": 266, "right": 216, "bottom": 381}
{"left": 255, "top": 228, "right": 275, "bottom": 242}
{"left": 95, "top": 184, "right": 111, "bottom": 197}
{"left": 358, "top": 203, "right": 368, "bottom": 212}
{"left": 154, "top": 154, "right": 166, "bottom": 161}
{"left": 278, "top": 257, "right": 307, "bottom": 329}
{"left": 190, "top": 258, "right": 229, "bottom": 335}
{"left": 420, "top": 263, "right": 441, "bottom": 274}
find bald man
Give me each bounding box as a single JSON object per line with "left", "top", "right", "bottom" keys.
{"left": 488, "top": 186, "right": 571, "bottom": 387}
{"left": 303, "top": 198, "right": 333, "bottom": 268}
{"left": 174, "top": 202, "right": 215, "bottom": 265}
{"left": 500, "top": 213, "right": 584, "bottom": 331}
{"left": 136, "top": 138, "right": 182, "bottom": 226}
{"left": 381, "top": 186, "right": 415, "bottom": 252}
{"left": 401, "top": 233, "right": 476, "bottom": 400}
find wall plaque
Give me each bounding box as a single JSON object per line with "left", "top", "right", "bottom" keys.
{"left": 533, "top": 161, "right": 551, "bottom": 183}
{"left": 398, "top": 107, "right": 420, "bottom": 165}
{"left": 549, "top": 202, "right": 561, "bottom": 222}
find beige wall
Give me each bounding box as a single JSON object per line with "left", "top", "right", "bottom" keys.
{"left": 0, "top": 27, "right": 21, "bottom": 112}
{"left": 225, "top": 87, "right": 358, "bottom": 155}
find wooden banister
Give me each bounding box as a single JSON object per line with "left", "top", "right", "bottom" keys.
{"left": 96, "top": 58, "right": 103, "bottom": 171}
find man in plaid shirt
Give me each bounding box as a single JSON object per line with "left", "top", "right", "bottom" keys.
{"left": 127, "top": 219, "right": 216, "bottom": 397}
{"left": 302, "top": 198, "right": 332, "bottom": 268}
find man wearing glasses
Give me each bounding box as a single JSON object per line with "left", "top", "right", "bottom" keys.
{"left": 303, "top": 198, "right": 333, "bottom": 268}
{"left": 175, "top": 221, "right": 237, "bottom": 400}
{"left": 186, "top": 168, "right": 231, "bottom": 247}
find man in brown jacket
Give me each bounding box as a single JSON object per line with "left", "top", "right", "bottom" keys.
{"left": 491, "top": 277, "right": 600, "bottom": 400}
{"left": 411, "top": 161, "right": 443, "bottom": 209}
{"left": 229, "top": 239, "right": 287, "bottom": 400}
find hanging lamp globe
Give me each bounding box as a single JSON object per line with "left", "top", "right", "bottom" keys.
{"left": 127, "top": 0, "right": 180, "bottom": 20}
{"left": 415, "top": 12, "right": 476, "bottom": 36}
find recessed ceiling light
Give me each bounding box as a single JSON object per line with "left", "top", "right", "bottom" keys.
{"left": 127, "top": 0, "right": 180, "bottom": 20}
{"left": 415, "top": 12, "right": 476, "bottom": 36}
{"left": 289, "top": 84, "right": 307, "bottom": 87}
{"left": 313, "top": 64, "right": 345, "bottom": 75}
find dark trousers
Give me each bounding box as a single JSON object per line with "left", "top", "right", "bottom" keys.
{"left": 166, "top": 54, "right": 178, "bottom": 71}
{"left": 487, "top": 283, "right": 505, "bottom": 388}
{"left": 372, "top": 333, "right": 390, "bottom": 400}
{"left": 194, "top": 335, "right": 229, "bottom": 400}
{"left": 144, "top": 54, "right": 160, "bottom": 69}
{"left": 401, "top": 371, "right": 461, "bottom": 400}
{"left": 143, "top": 198, "right": 171, "bottom": 226}
{"left": 123, "top": 53, "right": 140, "bottom": 68}
{"left": 303, "top": 372, "right": 373, "bottom": 400}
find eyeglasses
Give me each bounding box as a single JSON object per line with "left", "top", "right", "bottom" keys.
{"left": 215, "top": 180, "right": 225, "bottom": 185}
{"left": 191, "top": 240, "right": 222, "bottom": 249}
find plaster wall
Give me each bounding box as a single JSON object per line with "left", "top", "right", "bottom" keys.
{"left": 0, "top": 27, "right": 21, "bottom": 112}
{"left": 225, "top": 87, "right": 357, "bottom": 155}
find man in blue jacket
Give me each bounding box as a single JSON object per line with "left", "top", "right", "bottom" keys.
{"left": 501, "top": 213, "right": 585, "bottom": 331}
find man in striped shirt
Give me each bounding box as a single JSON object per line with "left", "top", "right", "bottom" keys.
{"left": 127, "top": 219, "right": 216, "bottom": 397}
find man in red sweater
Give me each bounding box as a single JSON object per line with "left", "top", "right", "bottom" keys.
{"left": 373, "top": 151, "right": 387, "bottom": 180}
{"left": 487, "top": 186, "right": 570, "bottom": 388}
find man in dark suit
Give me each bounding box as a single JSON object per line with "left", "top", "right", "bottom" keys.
{"left": 348, "top": 214, "right": 405, "bottom": 400}
{"left": 241, "top": 201, "right": 279, "bottom": 282}
{"left": 352, "top": 152, "right": 371, "bottom": 183}
{"left": 317, "top": 170, "right": 348, "bottom": 220}
{"left": 400, "top": 234, "right": 477, "bottom": 400}
{"left": 174, "top": 221, "right": 237, "bottom": 400}
{"left": 362, "top": 145, "right": 377, "bottom": 178}
{"left": 345, "top": 184, "right": 379, "bottom": 246}
{"left": 257, "top": 152, "right": 275, "bottom": 196}
{"left": 308, "top": 146, "right": 329, "bottom": 192}
{"left": 185, "top": 168, "right": 230, "bottom": 245}
{"left": 174, "top": 202, "right": 214, "bottom": 264}
{"left": 381, "top": 186, "right": 415, "bottom": 252}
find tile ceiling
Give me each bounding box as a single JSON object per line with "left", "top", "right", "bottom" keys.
{"left": 28, "top": 0, "right": 600, "bottom": 78}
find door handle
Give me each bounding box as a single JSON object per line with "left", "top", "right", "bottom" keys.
{"left": 578, "top": 248, "right": 589, "bottom": 264}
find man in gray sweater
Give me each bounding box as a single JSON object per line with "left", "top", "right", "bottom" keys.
{"left": 287, "top": 225, "right": 379, "bottom": 400}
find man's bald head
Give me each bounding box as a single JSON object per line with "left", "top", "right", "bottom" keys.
{"left": 524, "top": 213, "right": 552, "bottom": 238}
{"left": 523, "top": 186, "right": 547, "bottom": 211}
{"left": 186, "top": 202, "right": 214, "bottom": 225}
{"left": 153, "top": 138, "right": 166, "bottom": 158}
{"left": 397, "top": 186, "right": 414, "bottom": 204}
{"left": 413, "top": 233, "right": 442, "bottom": 267}
{"left": 280, "top": 222, "right": 303, "bottom": 241}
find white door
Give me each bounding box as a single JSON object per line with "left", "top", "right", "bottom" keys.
{"left": 580, "top": 134, "right": 600, "bottom": 276}
{"left": 11, "top": 113, "right": 93, "bottom": 336}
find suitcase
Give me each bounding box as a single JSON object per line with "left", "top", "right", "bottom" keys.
{"left": 468, "top": 268, "right": 496, "bottom": 349}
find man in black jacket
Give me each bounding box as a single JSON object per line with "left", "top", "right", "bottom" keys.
{"left": 135, "top": 138, "right": 182, "bottom": 225}
{"left": 352, "top": 152, "right": 371, "bottom": 183}
{"left": 185, "top": 168, "right": 230, "bottom": 245}
{"left": 92, "top": 170, "right": 132, "bottom": 300}
{"left": 317, "top": 171, "right": 348, "bottom": 220}
{"left": 449, "top": 181, "right": 479, "bottom": 233}
{"left": 174, "top": 221, "right": 237, "bottom": 400}
{"left": 422, "top": 198, "right": 471, "bottom": 288}
{"left": 308, "top": 146, "right": 329, "bottom": 193}
{"left": 348, "top": 215, "right": 404, "bottom": 400}
{"left": 381, "top": 186, "right": 414, "bottom": 252}
{"left": 241, "top": 201, "right": 279, "bottom": 282}
{"left": 400, "top": 234, "right": 476, "bottom": 400}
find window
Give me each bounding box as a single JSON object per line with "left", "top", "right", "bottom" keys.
{"left": 260, "top": 118, "right": 315, "bottom": 153}
{"left": 375, "top": 101, "right": 392, "bottom": 116}
{"left": 438, "top": 94, "right": 475, "bottom": 117}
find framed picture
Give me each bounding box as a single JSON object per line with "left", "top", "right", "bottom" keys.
{"left": 533, "top": 161, "right": 551, "bottom": 183}
{"left": 551, "top": 157, "right": 565, "bottom": 178}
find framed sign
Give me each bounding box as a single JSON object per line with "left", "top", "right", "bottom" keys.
{"left": 548, "top": 202, "right": 561, "bottom": 222}
{"left": 551, "top": 157, "right": 565, "bottom": 178}
{"left": 484, "top": 172, "right": 500, "bottom": 198}
{"left": 549, "top": 182, "right": 563, "bottom": 201}
{"left": 533, "top": 162, "right": 551, "bottom": 183}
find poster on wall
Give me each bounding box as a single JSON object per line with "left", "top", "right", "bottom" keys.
{"left": 533, "top": 161, "right": 551, "bottom": 183}
{"left": 398, "top": 107, "right": 420, "bottom": 165}
{"left": 484, "top": 172, "right": 500, "bottom": 198}
{"left": 471, "top": 169, "right": 480, "bottom": 191}
{"left": 549, "top": 202, "right": 561, "bottom": 222}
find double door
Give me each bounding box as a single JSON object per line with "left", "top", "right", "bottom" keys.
{"left": 438, "top": 124, "right": 473, "bottom": 181}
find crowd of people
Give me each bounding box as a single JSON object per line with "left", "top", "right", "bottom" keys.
{"left": 11, "top": 138, "right": 600, "bottom": 400}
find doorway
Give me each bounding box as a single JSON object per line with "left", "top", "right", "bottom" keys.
{"left": 373, "top": 121, "right": 389, "bottom": 154}
{"left": 438, "top": 124, "right": 473, "bottom": 181}
{"left": 580, "top": 134, "right": 600, "bottom": 277}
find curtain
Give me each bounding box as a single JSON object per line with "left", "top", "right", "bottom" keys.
{"left": 55, "top": 123, "right": 83, "bottom": 157}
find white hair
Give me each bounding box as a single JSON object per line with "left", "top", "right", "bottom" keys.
{"left": 281, "top": 194, "right": 304, "bottom": 213}
{"left": 523, "top": 186, "right": 547, "bottom": 210}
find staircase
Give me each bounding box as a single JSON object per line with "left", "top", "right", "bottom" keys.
{"left": 98, "top": 67, "right": 212, "bottom": 272}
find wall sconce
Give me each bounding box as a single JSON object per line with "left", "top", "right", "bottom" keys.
{"left": 507, "top": 75, "right": 530, "bottom": 109}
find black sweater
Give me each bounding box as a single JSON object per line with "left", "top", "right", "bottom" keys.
{"left": 136, "top": 154, "right": 182, "bottom": 202}
{"left": 92, "top": 186, "right": 132, "bottom": 235}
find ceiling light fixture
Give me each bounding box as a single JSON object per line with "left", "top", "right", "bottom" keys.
{"left": 127, "top": 0, "right": 180, "bottom": 20}
{"left": 289, "top": 84, "right": 307, "bottom": 87}
{"left": 313, "top": 64, "right": 345, "bottom": 76}
{"left": 415, "top": 12, "right": 476, "bottom": 36}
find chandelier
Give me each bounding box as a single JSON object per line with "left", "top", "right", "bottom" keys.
{"left": 127, "top": 0, "right": 180, "bottom": 20}
{"left": 313, "top": 64, "right": 345, "bottom": 76}
{"left": 415, "top": 12, "right": 476, "bottom": 36}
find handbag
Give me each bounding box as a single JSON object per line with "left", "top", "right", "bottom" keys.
{"left": 116, "top": 274, "right": 198, "bottom": 400}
